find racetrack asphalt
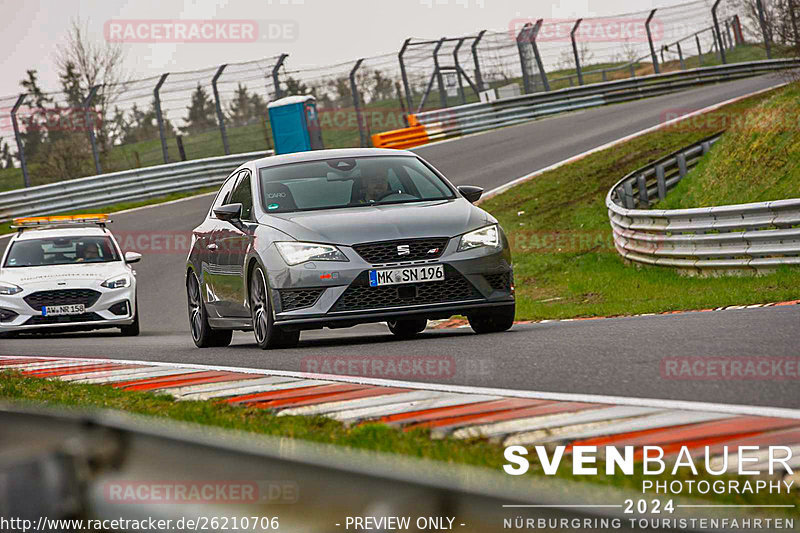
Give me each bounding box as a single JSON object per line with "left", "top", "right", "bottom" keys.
{"left": 2, "top": 73, "right": 798, "bottom": 409}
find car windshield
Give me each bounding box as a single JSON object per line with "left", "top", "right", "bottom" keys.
{"left": 257, "top": 156, "right": 455, "bottom": 213}
{"left": 3, "top": 236, "right": 120, "bottom": 267}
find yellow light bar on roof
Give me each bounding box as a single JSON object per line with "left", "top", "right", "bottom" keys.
{"left": 12, "top": 214, "right": 110, "bottom": 227}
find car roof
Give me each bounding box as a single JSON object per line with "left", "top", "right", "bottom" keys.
{"left": 252, "top": 148, "right": 418, "bottom": 170}
{"left": 13, "top": 226, "right": 110, "bottom": 242}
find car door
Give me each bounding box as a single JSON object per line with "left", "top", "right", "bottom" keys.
{"left": 215, "top": 169, "right": 256, "bottom": 318}
{"left": 202, "top": 171, "right": 240, "bottom": 317}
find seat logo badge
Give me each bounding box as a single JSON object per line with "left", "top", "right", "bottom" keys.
{"left": 427, "top": 248, "right": 440, "bottom": 254}
{"left": 397, "top": 245, "right": 410, "bottom": 256}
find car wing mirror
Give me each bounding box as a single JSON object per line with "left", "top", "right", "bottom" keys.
{"left": 214, "top": 203, "right": 243, "bottom": 223}
{"left": 458, "top": 185, "right": 484, "bottom": 203}
{"left": 124, "top": 251, "right": 142, "bottom": 264}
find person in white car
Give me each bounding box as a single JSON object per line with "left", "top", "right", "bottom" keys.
{"left": 0, "top": 215, "right": 142, "bottom": 337}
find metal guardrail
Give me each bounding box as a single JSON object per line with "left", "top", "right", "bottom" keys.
{"left": 606, "top": 133, "right": 800, "bottom": 272}
{"left": 409, "top": 59, "right": 800, "bottom": 144}
{"left": 0, "top": 151, "right": 271, "bottom": 223}
{"left": 0, "top": 403, "right": 752, "bottom": 532}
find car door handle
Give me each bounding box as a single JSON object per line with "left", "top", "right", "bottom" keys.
{"left": 207, "top": 243, "right": 218, "bottom": 251}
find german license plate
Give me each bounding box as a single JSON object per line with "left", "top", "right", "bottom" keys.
{"left": 369, "top": 264, "right": 444, "bottom": 287}
{"left": 43, "top": 304, "right": 85, "bottom": 316}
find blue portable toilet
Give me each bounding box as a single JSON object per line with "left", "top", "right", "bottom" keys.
{"left": 267, "top": 95, "right": 324, "bottom": 155}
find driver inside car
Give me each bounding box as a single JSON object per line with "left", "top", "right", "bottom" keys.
{"left": 359, "top": 172, "right": 395, "bottom": 203}
{"left": 76, "top": 242, "right": 100, "bottom": 263}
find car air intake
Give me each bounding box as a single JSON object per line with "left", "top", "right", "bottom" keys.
{"left": 352, "top": 238, "right": 449, "bottom": 264}
{"left": 279, "top": 288, "right": 325, "bottom": 311}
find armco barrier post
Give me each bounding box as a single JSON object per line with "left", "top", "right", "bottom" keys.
{"left": 756, "top": 0, "right": 772, "bottom": 59}
{"left": 530, "top": 19, "right": 550, "bottom": 92}
{"left": 154, "top": 73, "right": 170, "bottom": 164}
{"left": 272, "top": 53, "right": 288, "bottom": 100}
{"left": 83, "top": 85, "right": 101, "bottom": 175}
{"left": 211, "top": 64, "right": 230, "bottom": 155}
{"left": 516, "top": 23, "right": 534, "bottom": 94}
{"left": 399, "top": 38, "right": 414, "bottom": 113}
{"left": 10, "top": 94, "right": 30, "bottom": 188}
{"left": 433, "top": 38, "right": 447, "bottom": 109}
{"left": 349, "top": 58, "right": 368, "bottom": 147}
{"left": 471, "top": 30, "right": 486, "bottom": 92}
{"left": 570, "top": 19, "right": 584, "bottom": 85}
{"left": 712, "top": 0, "right": 727, "bottom": 64}
{"left": 453, "top": 38, "right": 467, "bottom": 104}
{"left": 646, "top": 10, "right": 660, "bottom": 74}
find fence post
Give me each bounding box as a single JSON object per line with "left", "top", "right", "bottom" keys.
{"left": 734, "top": 15, "right": 745, "bottom": 45}
{"left": 570, "top": 19, "right": 584, "bottom": 85}
{"left": 452, "top": 38, "right": 467, "bottom": 104}
{"left": 154, "top": 73, "right": 170, "bottom": 164}
{"left": 398, "top": 38, "right": 414, "bottom": 113}
{"left": 530, "top": 19, "right": 550, "bottom": 92}
{"left": 211, "top": 64, "right": 230, "bottom": 156}
{"left": 83, "top": 85, "right": 101, "bottom": 175}
{"left": 677, "top": 41, "right": 685, "bottom": 70}
{"left": 349, "top": 58, "right": 368, "bottom": 148}
{"left": 712, "top": 0, "right": 727, "bottom": 64}
{"left": 696, "top": 33, "right": 703, "bottom": 66}
{"left": 789, "top": 1, "right": 799, "bottom": 54}
{"left": 272, "top": 53, "right": 288, "bottom": 100}
{"left": 725, "top": 20, "right": 733, "bottom": 49}
{"left": 471, "top": 30, "right": 486, "bottom": 92}
{"left": 432, "top": 38, "right": 447, "bottom": 109}
{"left": 755, "top": 0, "right": 772, "bottom": 59}
{"left": 646, "top": 10, "right": 660, "bottom": 74}
{"left": 516, "top": 23, "right": 534, "bottom": 94}
{"left": 10, "top": 94, "right": 30, "bottom": 188}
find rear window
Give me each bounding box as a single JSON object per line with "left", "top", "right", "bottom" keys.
{"left": 258, "top": 156, "right": 454, "bottom": 213}
{"left": 4, "top": 236, "right": 120, "bottom": 267}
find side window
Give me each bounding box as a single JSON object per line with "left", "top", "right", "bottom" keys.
{"left": 229, "top": 171, "right": 254, "bottom": 220}
{"left": 210, "top": 171, "right": 241, "bottom": 218}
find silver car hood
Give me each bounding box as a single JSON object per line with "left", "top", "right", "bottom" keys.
{"left": 259, "top": 199, "right": 495, "bottom": 245}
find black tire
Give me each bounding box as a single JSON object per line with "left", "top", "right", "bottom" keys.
{"left": 249, "top": 266, "right": 300, "bottom": 349}
{"left": 187, "top": 271, "right": 233, "bottom": 348}
{"left": 468, "top": 304, "right": 516, "bottom": 334}
{"left": 120, "top": 300, "right": 140, "bottom": 337}
{"left": 387, "top": 318, "right": 428, "bottom": 339}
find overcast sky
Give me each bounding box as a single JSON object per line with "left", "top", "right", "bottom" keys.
{"left": 0, "top": 0, "right": 701, "bottom": 97}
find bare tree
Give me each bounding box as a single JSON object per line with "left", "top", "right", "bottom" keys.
{"left": 55, "top": 18, "right": 129, "bottom": 152}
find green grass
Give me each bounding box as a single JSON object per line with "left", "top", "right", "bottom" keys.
{"left": 659, "top": 83, "right": 800, "bottom": 208}
{"left": 1, "top": 371, "right": 797, "bottom": 511}
{"left": 480, "top": 83, "right": 800, "bottom": 321}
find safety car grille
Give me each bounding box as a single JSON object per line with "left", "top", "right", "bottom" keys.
{"left": 353, "top": 238, "right": 449, "bottom": 264}
{"left": 23, "top": 289, "right": 102, "bottom": 312}
{"left": 484, "top": 272, "right": 512, "bottom": 291}
{"left": 279, "top": 288, "right": 325, "bottom": 311}
{"left": 331, "top": 266, "right": 481, "bottom": 313}
{"left": 25, "top": 312, "right": 104, "bottom": 326}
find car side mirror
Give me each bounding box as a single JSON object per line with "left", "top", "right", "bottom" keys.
{"left": 124, "top": 251, "right": 142, "bottom": 264}
{"left": 214, "top": 203, "right": 243, "bottom": 223}
{"left": 458, "top": 185, "right": 484, "bottom": 203}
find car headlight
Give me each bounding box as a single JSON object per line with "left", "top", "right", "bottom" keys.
{"left": 0, "top": 281, "right": 23, "bottom": 295}
{"left": 458, "top": 225, "right": 500, "bottom": 252}
{"left": 275, "top": 242, "right": 348, "bottom": 266}
{"left": 101, "top": 274, "right": 131, "bottom": 289}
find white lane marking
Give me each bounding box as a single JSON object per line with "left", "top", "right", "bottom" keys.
{"left": 73, "top": 367, "right": 205, "bottom": 384}
{"left": 277, "top": 389, "right": 445, "bottom": 417}
{"left": 331, "top": 394, "right": 500, "bottom": 424}
{"left": 3, "top": 355, "right": 799, "bottom": 420}
{"left": 479, "top": 82, "right": 789, "bottom": 203}
{"left": 60, "top": 366, "right": 162, "bottom": 382}
{"left": 160, "top": 376, "right": 302, "bottom": 398}
{"left": 2, "top": 360, "right": 102, "bottom": 370}
{"left": 209, "top": 379, "right": 334, "bottom": 402}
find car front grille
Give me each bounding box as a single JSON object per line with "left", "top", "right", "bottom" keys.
{"left": 25, "top": 312, "right": 104, "bottom": 326}
{"left": 279, "top": 288, "right": 325, "bottom": 311}
{"left": 484, "top": 272, "right": 512, "bottom": 291}
{"left": 331, "top": 266, "right": 481, "bottom": 313}
{"left": 352, "top": 238, "right": 449, "bottom": 264}
{"left": 23, "top": 289, "right": 102, "bottom": 312}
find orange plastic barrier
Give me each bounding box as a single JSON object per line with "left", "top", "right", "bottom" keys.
{"left": 371, "top": 115, "right": 429, "bottom": 149}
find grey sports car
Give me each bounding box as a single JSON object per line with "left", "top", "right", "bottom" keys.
{"left": 186, "top": 148, "right": 514, "bottom": 349}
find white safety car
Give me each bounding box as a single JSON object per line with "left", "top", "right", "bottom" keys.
{"left": 0, "top": 214, "right": 141, "bottom": 337}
